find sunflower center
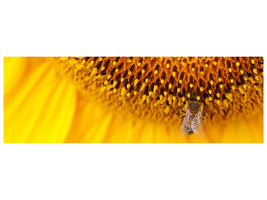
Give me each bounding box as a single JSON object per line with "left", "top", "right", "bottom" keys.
{"left": 56, "top": 57, "right": 263, "bottom": 125}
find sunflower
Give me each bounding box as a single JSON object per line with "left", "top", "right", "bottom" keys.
{"left": 4, "top": 57, "right": 263, "bottom": 143}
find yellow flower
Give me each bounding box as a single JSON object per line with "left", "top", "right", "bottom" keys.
{"left": 4, "top": 57, "right": 263, "bottom": 143}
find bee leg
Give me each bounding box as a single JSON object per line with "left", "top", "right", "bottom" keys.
{"left": 180, "top": 115, "right": 186, "bottom": 118}
{"left": 180, "top": 106, "right": 186, "bottom": 113}
{"left": 201, "top": 111, "right": 205, "bottom": 120}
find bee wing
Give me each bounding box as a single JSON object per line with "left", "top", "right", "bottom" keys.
{"left": 180, "top": 119, "right": 188, "bottom": 136}
{"left": 179, "top": 109, "right": 191, "bottom": 136}
{"left": 194, "top": 112, "right": 205, "bottom": 138}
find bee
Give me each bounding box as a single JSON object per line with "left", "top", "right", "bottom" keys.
{"left": 180, "top": 100, "right": 205, "bottom": 137}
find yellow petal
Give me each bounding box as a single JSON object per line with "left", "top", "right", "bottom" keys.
{"left": 65, "top": 97, "right": 110, "bottom": 142}
{"left": 65, "top": 98, "right": 147, "bottom": 143}
{"left": 4, "top": 58, "right": 77, "bottom": 143}
{"left": 4, "top": 58, "right": 52, "bottom": 120}
{"left": 4, "top": 57, "right": 27, "bottom": 95}
{"left": 220, "top": 110, "right": 263, "bottom": 143}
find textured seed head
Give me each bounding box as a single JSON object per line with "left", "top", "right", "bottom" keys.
{"left": 56, "top": 57, "right": 263, "bottom": 125}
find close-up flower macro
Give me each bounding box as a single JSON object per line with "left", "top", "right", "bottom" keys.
{"left": 4, "top": 57, "right": 264, "bottom": 143}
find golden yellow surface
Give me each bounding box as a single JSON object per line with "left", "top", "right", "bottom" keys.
{"left": 4, "top": 57, "right": 263, "bottom": 143}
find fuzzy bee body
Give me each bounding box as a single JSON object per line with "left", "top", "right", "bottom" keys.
{"left": 180, "top": 101, "right": 205, "bottom": 137}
